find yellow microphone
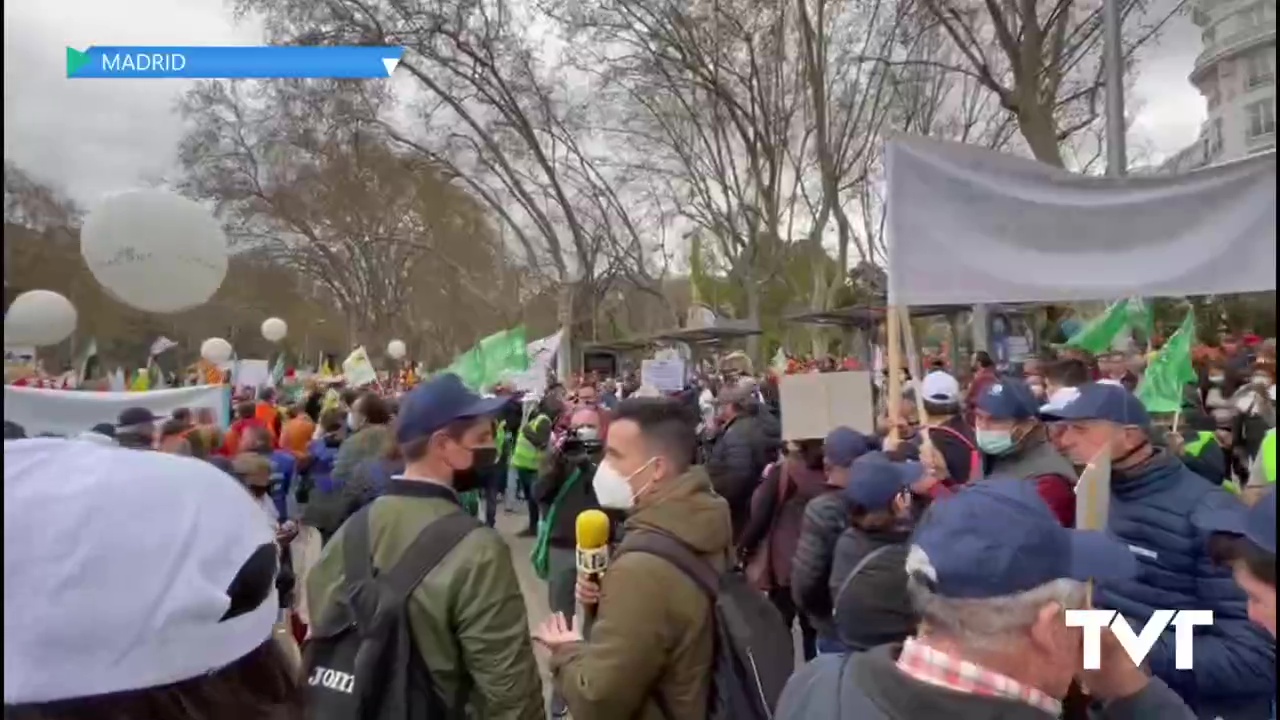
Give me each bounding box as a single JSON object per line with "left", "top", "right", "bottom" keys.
{"left": 575, "top": 509, "right": 611, "bottom": 623}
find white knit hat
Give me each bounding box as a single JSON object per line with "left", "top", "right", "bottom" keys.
{"left": 3, "top": 438, "right": 278, "bottom": 704}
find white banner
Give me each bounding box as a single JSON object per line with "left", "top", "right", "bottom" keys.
{"left": 3, "top": 385, "right": 231, "bottom": 437}
{"left": 885, "top": 135, "right": 1277, "bottom": 305}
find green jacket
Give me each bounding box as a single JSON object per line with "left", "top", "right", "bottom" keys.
{"left": 549, "top": 466, "right": 733, "bottom": 720}
{"left": 306, "top": 488, "right": 544, "bottom": 720}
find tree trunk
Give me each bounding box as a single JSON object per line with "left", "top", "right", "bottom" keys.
{"left": 745, "top": 271, "right": 762, "bottom": 366}
{"left": 1016, "top": 100, "right": 1065, "bottom": 168}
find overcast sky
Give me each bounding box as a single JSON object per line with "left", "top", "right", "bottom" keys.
{"left": 3, "top": 0, "right": 1206, "bottom": 207}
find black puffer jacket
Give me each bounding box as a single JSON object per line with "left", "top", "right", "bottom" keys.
{"left": 829, "top": 526, "right": 915, "bottom": 651}
{"left": 706, "top": 407, "right": 782, "bottom": 541}
{"left": 791, "top": 490, "right": 850, "bottom": 637}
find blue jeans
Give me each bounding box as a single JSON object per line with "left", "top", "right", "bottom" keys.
{"left": 504, "top": 465, "right": 520, "bottom": 512}
{"left": 515, "top": 468, "right": 540, "bottom": 530}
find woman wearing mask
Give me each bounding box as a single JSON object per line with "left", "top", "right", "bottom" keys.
{"left": 828, "top": 452, "right": 922, "bottom": 653}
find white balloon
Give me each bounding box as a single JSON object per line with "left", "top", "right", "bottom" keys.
{"left": 3, "top": 290, "right": 77, "bottom": 347}
{"left": 387, "top": 339, "right": 407, "bottom": 360}
{"left": 80, "top": 190, "right": 229, "bottom": 314}
{"left": 200, "top": 337, "right": 234, "bottom": 364}
{"left": 261, "top": 317, "right": 288, "bottom": 343}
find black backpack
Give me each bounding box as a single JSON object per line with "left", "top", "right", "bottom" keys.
{"left": 618, "top": 530, "right": 794, "bottom": 720}
{"left": 304, "top": 508, "right": 479, "bottom": 720}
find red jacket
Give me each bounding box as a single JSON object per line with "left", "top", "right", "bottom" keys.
{"left": 1031, "top": 474, "right": 1076, "bottom": 527}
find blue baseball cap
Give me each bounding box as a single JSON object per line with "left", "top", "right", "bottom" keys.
{"left": 395, "top": 373, "right": 511, "bottom": 445}
{"left": 1046, "top": 382, "right": 1150, "bottom": 429}
{"left": 909, "top": 478, "right": 1137, "bottom": 598}
{"left": 844, "top": 451, "right": 924, "bottom": 511}
{"left": 976, "top": 379, "right": 1039, "bottom": 421}
{"left": 825, "top": 427, "right": 873, "bottom": 468}
{"left": 1200, "top": 487, "right": 1277, "bottom": 555}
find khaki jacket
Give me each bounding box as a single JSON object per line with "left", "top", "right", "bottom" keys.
{"left": 306, "top": 486, "right": 544, "bottom": 720}
{"left": 550, "top": 467, "right": 733, "bottom": 720}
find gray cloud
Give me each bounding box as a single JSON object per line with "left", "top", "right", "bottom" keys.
{"left": 3, "top": 0, "right": 1203, "bottom": 207}
{"left": 2, "top": 0, "right": 260, "bottom": 206}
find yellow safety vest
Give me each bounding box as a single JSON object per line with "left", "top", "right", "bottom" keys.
{"left": 511, "top": 414, "right": 550, "bottom": 471}
{"left": 1262, "top": 428, "right": 1276, "bottom": 485}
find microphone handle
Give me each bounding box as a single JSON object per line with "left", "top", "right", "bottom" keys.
{"left": 575, "top": 571, "right": 601, "bottom": 630}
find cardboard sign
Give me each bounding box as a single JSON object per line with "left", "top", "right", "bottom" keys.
{"left": 779, "top": 371, "right": 875, "bottom": 441}
{"left": 641, "top": 358, "right": 686, "bottom": 392}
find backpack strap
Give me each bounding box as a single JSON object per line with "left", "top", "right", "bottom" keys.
{"left": 343, "top": 505, "right": 375, "bottom": 585}
{"left": 382, "top": 512, "right": 482, "bottom": 600}
{"left": 618, "top": 530, "right": 719, "bottom": 599}
{"left": 833, "top": 544, "right": 894, "bottom": 617}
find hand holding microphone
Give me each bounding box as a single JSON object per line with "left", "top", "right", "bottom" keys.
{"left": 574, "top": 509, "right": 611, "bottom": 624}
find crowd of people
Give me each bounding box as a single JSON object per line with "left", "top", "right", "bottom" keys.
{"left": 3, "top": 336, "right": 1277, "bottom": 720}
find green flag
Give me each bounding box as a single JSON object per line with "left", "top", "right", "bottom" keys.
{"left": 478, "top": 326, "right": 529, "bottom": 388}
{"left": 1064, "top": 301, "right": 1130, "bottom": 354}
{"left": 1135, "top": 311, "right": 1197, "bottom": 414}
{"left": 445, "top": 346, "right": 487, "bottom": 390}
{"left": 1126, "top": 297, "right": 1154, "bottom": 343}
{"left": 444, "top": 326, "right": 531, "bottom": 391}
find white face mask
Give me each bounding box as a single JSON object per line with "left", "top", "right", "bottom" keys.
{"left": 348, "top": 412, "right": 366, "bottom": 431}
{"left": 575, "top": 426, "right": 600, "bottom": 442}
{"left": 592, "top": 458, "right": 655, "bottom": 510}
{"left": 1208, "top": 374, "right": 1225, "bottom": 384}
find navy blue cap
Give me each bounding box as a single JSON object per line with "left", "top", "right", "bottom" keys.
{"left": 1047, "top": 382, "right": 1150, "bottom": 428}
{"left": 909, "top": 478, "right": 1137, "bottom": 598}
{"left": 395, "top": 373, "right": 510, "bottom": 445}
{"left": 976, "top": 379, "right": 1039, "bottom": 421}
{"left": 825, "top": 426, "right": 872, "bottom": 468}
{"left": 844, "top": 451, "right": 924, "bottom": 510}
{"left": 1201, "top": 487, "right": 1277, "bottom": 555}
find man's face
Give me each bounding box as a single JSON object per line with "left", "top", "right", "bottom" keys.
{"left": 1055, "top": 420, "right": 1138, "bottom": 466}
{"left": 1234, "top": 565, "right": 1277, "bottom": 638}
{"left": 577, "top": 386, "right": 598, "bottom": 405}
{"left": 973, "top": 411, "right": 1016, "bottom": 434}
{"left": 603, "top": 419, "right": 660, "bottom": 495}
{"left": 435, "top": 417, "right": 494, "bottom": 471}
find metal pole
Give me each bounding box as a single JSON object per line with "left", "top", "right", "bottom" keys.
{"left": 1103, "top": 0, "right": 1127, "bottom": 177}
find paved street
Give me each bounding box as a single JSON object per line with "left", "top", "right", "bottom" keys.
{"left": 489, "top": 503, "right": 555, "bottom": 702}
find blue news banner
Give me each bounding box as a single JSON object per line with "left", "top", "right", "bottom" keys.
{"left": 66, "top": 46, "right": 406, "bottom": 79}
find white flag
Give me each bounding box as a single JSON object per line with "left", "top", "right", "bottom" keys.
{"left": 149, "top": 336, "right": 179, "bottom": 357}
{"left": 342, "top": 346, "right": 379, "bottom": 387}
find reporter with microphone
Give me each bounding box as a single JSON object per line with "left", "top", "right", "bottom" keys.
{"left": 533, "top": 398, "right": 732, "bottom": 720}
